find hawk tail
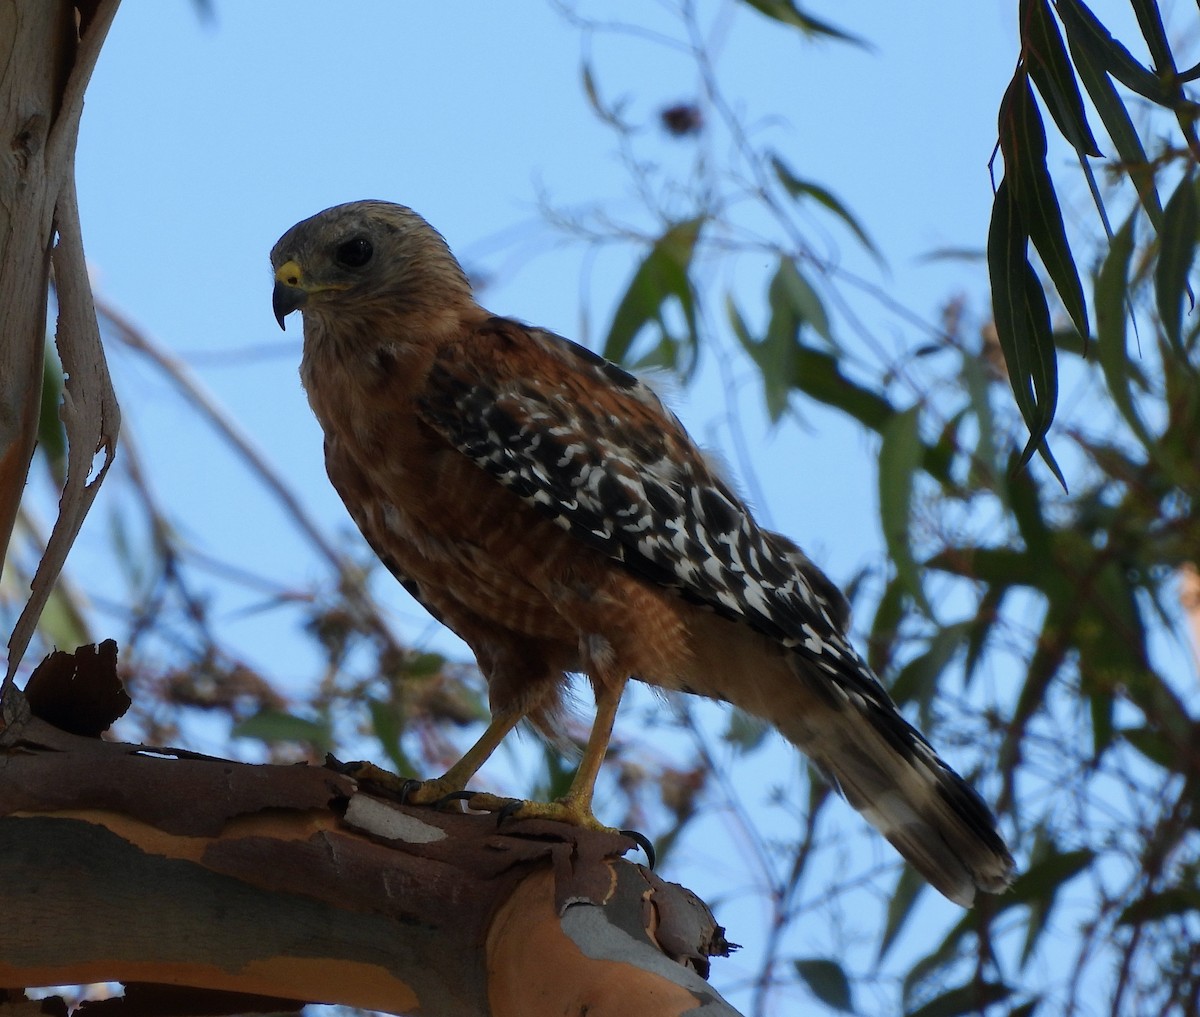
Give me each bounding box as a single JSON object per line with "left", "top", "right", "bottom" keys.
{"left": 777, "top": 660, "right": 1015, "bottom": 907}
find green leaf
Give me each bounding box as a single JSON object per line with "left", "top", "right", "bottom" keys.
{"left": 771, "top": 153, "right": 880, "bottom": 258}
{"left": 1076, "top": 560, "right": 1150, "bottom": 761}
{"left": 879, "top": 406, "right": 932, "bottom": 616}
{"left": 1056, "top": 0, "right": 1175, "bottom": 105}
{"left": 1122, "top": 724, "right": 1183, "bottom": 770}
{"left": 986, "top": 184, "right": 1033, "bottom": 400}
{"left": 1117, "top": 886, "right": 1200, "bottom": 925}
{"left": 37, "top": 344, "right": 67, "bottom": 486}
{"left": 998, "top": 74, "right": 1090, "bottom": 342}
{"left": 1089, "top": 687, "right": 1116, "bottom": 760}
{"left": 867, "top": 575, "right": 906, "bottom": 675}
{"left": 889, "top": 623, "right": 970, "bottom": 720}
{"left": 1005, "top": 451, "right": 1053, "bottom": 563}
{"left": 1021, "top": 0, "right": 1101, "bottom": 156}
{"left": 789, "top": 343, "right": 897, "bottom": 432}
{"left": 1069, "top": 0, "right": 1200, "bottom": 151}
{"left": 906, "top": 982, "right": 1013, "bottom": 1017}
{"left": 1129, "top": 0, "right": 1178, "bottom": 89}
{"left": 724, "top": 708, "right": 770, "bottom": 753}
{"left": 529, "top": 744, "right": 579, "bottom": 804}
{"left": 406, "top": 651, "right": 446, "bottom": 678}
{"left": 926, "top": 546, "right": 1040, "bottom": 587}
{"left": 726, "top": 296, "right": 756, "bottom": 354}
{"left": 1155, "top": 169, "right": 1198, "bottom": 353}
{"left": 986, "top": 177, "right": 1065, "bottom": 486}
{"left": 1123, "top": 664, "right": 1192, "bottom": 745}
{"left": 878, "top": 859, "right": 926, "bottom": 961}
{"left": 579, "top": 59, "right": 629, "bottom": 130}
{"left": 926, "top": 408, "right": 963, "bottom": 492}
{"left": 1020, "top": 267, "right": 1064, "bottom": 488}
{"left": 960, "top": 352, "right": 999, "bottom": 484}
{"left": 773, "top": 256, "right": 833, "bottom": 344}
{"left": 1096, "top": 212, "right": 1152, "bottom": 445}
{"left": 1007, "top": 845, "right": 1093, "bottom": 904}
{"left": 741, "top": 0, "right": 867, "bottom": 47}
{"left": 1010, "top": 845, "right": 1094, "bottom": 965}
{"left": 1061, "top": 3, "right": 1163, "bottom": 229}
{"left": 759, "top": 262, "right": 804, "bottom": 421}
{"left": 1052, "top": 326, "right": 1091, "bottom": 358}
{"left": 999, "top": 602, "right": 1072, "bottom": 775}
{"left": 902, "top": 909, "right": 978, "bottom": 1009}
{"left": 33, "top": 583, "right": 92, "bottom": 651}
{"left": 1132, "top": 0, "right": 1200, "bottom": 153}
{"left": 793, "top": 958, "right": 854, "bottom": 1012}
{"left": 916, "top": 246, "right": 986, "bottom": 264}
{"left": 758, "top": 321, "right": 949, "bottom": 486}
{"left": 233, "top": 709, "right": 332, "bottom": 747}
{"left": 964, "top": 583, "right": 1008, "bottom": 686}
{"left": 366, "top": 696, "right": 413, "bottom": 775}
{"left": 735, "top": 267, "right": 836, "bottom": 423}
{"left": 603, "top": 218, "right": 704, "bottom": 370}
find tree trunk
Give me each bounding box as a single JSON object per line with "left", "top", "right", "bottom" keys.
{"left": 0, "top": 0, "right": 121, "bottom": 684}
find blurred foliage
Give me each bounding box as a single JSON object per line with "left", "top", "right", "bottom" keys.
{"left": 563, "top": 3, "right": 1199, "bottom": 1012}
{"left": 992, "top": 0, "right": 1200, "bottom": 482}
{"left": 3, "top": 1, "right": 1199, "bottom": 1016}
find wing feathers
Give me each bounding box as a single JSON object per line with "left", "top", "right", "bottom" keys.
{"left": 420, "top": 316, "right": 1015, "bottom": 902}
{"left": 419, "top": 318, "right": 854, "bottom": 663}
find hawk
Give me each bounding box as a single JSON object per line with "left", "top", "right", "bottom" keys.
{"left": 271, "top": 200, "right": 1014, "bottom": 906}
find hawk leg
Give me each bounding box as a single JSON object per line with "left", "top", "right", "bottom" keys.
{"left": 456, "top": 675, "right": 628, "bottom": 831}
{"left": 401, "top": 709, "right": 524, "bottom": 803}
{"left": 344, "top": 677, "right": 629, "bottom": 833}
{"left": 336, "top": 709, "right": 522, "bottom": 803}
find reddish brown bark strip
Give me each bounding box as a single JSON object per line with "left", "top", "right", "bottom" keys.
{"left": 1, "top": 684, "right": 740, "bottom": 1016}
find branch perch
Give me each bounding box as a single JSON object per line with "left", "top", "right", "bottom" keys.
{"left": 0, "top": 646, "right": 740, "bottom": 1017}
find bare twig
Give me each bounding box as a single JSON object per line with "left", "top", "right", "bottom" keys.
{"left": 93, "top": 297, "right": 404, "bottom": 657}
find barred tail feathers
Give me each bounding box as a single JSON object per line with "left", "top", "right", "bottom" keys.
{"left": 777, "top": 654, "right": 1014, "bottom": 907}
{"left": 683, "top": 618, "right": 1014, "bottom": 907}
{"left": 778, "top": 664, "right": 1015, "bottom": 907}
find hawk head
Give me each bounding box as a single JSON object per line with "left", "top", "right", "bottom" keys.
{"left": 270, "top": 200, "right": 473, "bottom": 330}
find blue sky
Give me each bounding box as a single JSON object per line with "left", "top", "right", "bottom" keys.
{"left": 74, "top": 0, "right": 1021, "bottom": 625}
{"left": 59, "top": 2, "right": 1139, "bottom": 1013}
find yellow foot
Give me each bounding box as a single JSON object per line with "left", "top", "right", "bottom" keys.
{"left": 401, "top": 776, "right": 476, "bottom": 807}
{"left": 327, "top": 757, "right": 653, "bottom": 863}
{"left": 326, "top": 757, "right": 422, "bottom": 798}
{"left": 457, "top": 794, "right": 656, "bottom": 866}
{"left": 451, "top": 792, "right": 615, "bottom": 832}
{"left": 328, "top": 759, "right": 472, "bottom": 808}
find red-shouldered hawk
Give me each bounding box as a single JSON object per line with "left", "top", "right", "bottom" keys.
{"left": 271, "top": 201, "right": 1014, "bottom": 906}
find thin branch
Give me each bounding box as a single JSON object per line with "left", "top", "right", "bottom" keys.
{"left": 93, "top": 297, "right": 404, "bottom": 657}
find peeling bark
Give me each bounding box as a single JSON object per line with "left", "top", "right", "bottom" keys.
{"left": 0, "top": 0, "right": 122, "bottom": 686}
{"left": 0, "top": 655, "right": 740, "bottom": 1017}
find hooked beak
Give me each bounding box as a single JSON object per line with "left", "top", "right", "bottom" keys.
{"left": 272, "top": 260, "right": 308, "bottom": 329}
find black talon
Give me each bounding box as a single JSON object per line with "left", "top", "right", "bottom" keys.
{"left": 496, "top": 800, "right": 525, "bottom": 825}
{"left": 619, "top": 828, "right": 656, "bottom": 869}
{"left": 431, "top": 789, "right": 477, "bottom": 811}
{"left": 397, "top": 779, "right": 424, "bottom": 804}
{"left": 325, "top": 757, "right": 422, "bottom": 804}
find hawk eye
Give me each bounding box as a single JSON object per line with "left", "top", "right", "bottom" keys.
{"left": 335, "top": 237, "right": 373, "bottom": 269}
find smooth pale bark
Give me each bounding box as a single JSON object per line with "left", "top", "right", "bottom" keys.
{"left": 0, "top": 0, "right": 122, "bottom": 685}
